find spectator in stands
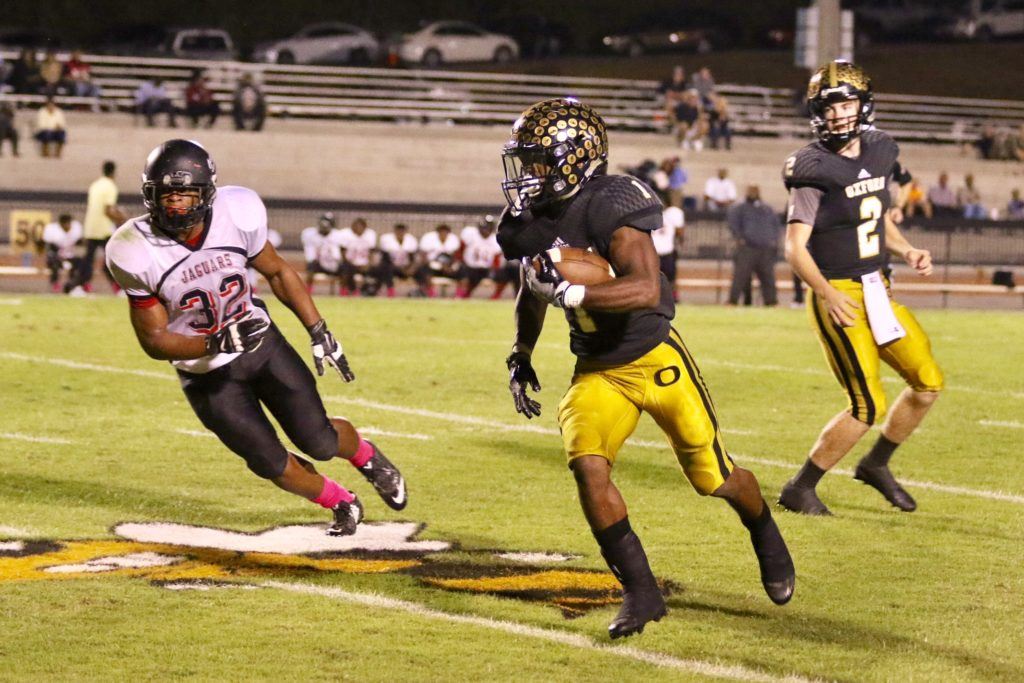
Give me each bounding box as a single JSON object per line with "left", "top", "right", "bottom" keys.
{"left": 64, "top": 51, "right": 100, "bottom": 101}
{"left": 658, "top": 65, "right": 688, "bottom": 114}
{"left": 0, "top": 103, "right": 19, "bottom": 157}
{"left": 727, "top": 185, "right": 781, "bottom": 307}
{"left": 928, "top": 172, "right": 959, "bottom": 218}
{"left": 232, "top": 74, "right": 266, "bottom": 132}
{"left": 185, "top": 72, "right": 220, "bottom": 128}
{"left": 1013, "top": 124, "right": 1024, "bottom": 162}
{"left": 689, "top": 66, "right": 716, "bottom": 108}
{"left": 703, "top": 167, "right": 737, "bottom": 211}
{"left": 652, "top": 203, "right": 685, "bottom": 302}
{"left": 9, "top": 49, "right": 41, "bottom": 95}
{"left": 337, "top": 217, "right": 378, "bottom": 296}
{"left": 42, "top": 214, "right": 83, "bottom": 294}
{"left": 70, "top": 160, "right": 125, "bottom": 294}
{"left": 376, "top": 223, "right": 420, "bottom": 297}
{"left": 900, "top": 178, "right": 932, "bottom": 219}
{"left": 664, "top": 156, "right": 688, "bottom": 209}
{"left": 300, "top": 212, "right": 344, "bottom": 293}
{"left": 458, "top": 215, "right": 504, "bottom": 298}
{"left": 708, "top": 94, "right": 732, "bottom": 151}
{"left": 958, "top": 173, "right": 985, "bottom": 219}
{"left": 672, "top": 89, "right": 706, "bottom": 151}
{"left": 38, "top": 50, "right": 67, "bottom": 97}
{"left": 416, "top": 223, "right": 463, "bottom": 297}
{"left": 135, "top": 78, "right": 177, "bottom": 127}
{"left": 34, "top": 97, "right": 66, "bottom": 158}
{"left": 1007, "top": 189, "right": 1024, "bottom": 219}
{"left": 973, "top": 124, "right": 998, "bottom": 160}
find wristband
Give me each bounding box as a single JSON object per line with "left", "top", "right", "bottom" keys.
{"left": 561, "top": 284, "right": 586, "bottom": 309}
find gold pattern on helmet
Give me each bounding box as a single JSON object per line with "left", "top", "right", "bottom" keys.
{"left": 501, "top": 98, "right": 609, "bottom": 211}
{"left": 806, "top": 60, "right": 871, "bottom": 102}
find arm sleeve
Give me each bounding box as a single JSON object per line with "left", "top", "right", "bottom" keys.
{"left": 787, "top": 187, "right": 823, "bottom": 225}
{"left": 586, "top": 176, "right": 664, "bottom": 254}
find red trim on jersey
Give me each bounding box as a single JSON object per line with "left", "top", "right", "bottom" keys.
{"left": 184, "top": 230, "right": 204, "bottom": 248}
{"left": 129, "top": 295, "right": 160, "bottom": 309}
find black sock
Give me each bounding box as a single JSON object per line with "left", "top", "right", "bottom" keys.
{"left": 791, "top": 459, "right": 826, "bottom": 490}
{"left": 862, "top": 434, "right": 899, "bottom": 468}
{"left": 742, "top": 500, "right": 772, "bottom": 533}
{"left": 593, "top": 517, "right": 657, "bottom": 590}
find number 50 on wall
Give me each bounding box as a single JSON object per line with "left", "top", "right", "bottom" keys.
{"left": 8, "top": 210, "right": 52, "bottom": 257}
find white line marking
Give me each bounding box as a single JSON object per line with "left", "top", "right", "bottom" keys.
{"left": 323, "top": 396, "right": 1024, "bottom": 505}
{"left": 2, "top": 352, "right": 1017, "bottom": 504}
{"left": 0, "top": 352, "right": 175, "bottom": 381}
{"left": 176, "top": 429, "right": 215, "bottom": 439}
{"left": 0, "top": 432, "right": 73, "bottom": 445}
{"left": 0, "top": 526, "right": 34, "bottom": 537}
{"left": 979, "top": 420, "right": 1024, "bottom": 430}
{"left": 262, "top": 580, "right": 811, "bottom": 683}
{"left": 0, "top": 541, "right": 26, "bottom": 552}
{"left": 349, "top": 426, "right": 432, "bottom": 441}
{"left": 0, "top": 299, "right": 23, "bottom": 306}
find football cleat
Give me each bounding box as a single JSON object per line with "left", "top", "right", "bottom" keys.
{"left": 778, "top": 482, "right": 833, "bottom": 516}
{"left": 854, "top": 462, "right": 917, "bottom": 512}
{"left": 608, "top": 586, "right": 667, "bottom": 640}
{"left": 748, "top": 515, "right": 796, "bottom": 605}
{"left": 327, "top": 496, "right": 364, "bottom": 537}
{"left": 357, "top": 442, "right": 407, "bottom": 511}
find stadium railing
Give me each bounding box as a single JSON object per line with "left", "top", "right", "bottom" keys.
{"left": 2, "top": 51, "right": 1023, "bottom": 144}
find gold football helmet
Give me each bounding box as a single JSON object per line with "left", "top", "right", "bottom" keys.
{"left": 806, "top": 60, "right": 875, "bottom": 149}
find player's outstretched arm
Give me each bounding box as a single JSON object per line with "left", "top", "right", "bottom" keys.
{"left": 251, "top": 240, "right": 355, "bottom": 381}
{"left": 508, "top": 270, "right": 546, "bottom": 419}
{"left": 884, "top": 213, "right": 933, "bottom": 276}
{"left": 785, "top": 221, "right": 859, "bottom": 327}
{"left": 575, "top": 226, "right": 661, "bottom": 313}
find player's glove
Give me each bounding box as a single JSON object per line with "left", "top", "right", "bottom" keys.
{"left": 205, "top": 316, "right": 269, "bottom": 355}
{"left": 506, "top": 351, "right": 541, "bottom": 419}
{"left": 308, "top": 319, "right": 355, "bottom": 382}
{"left": 521, "top": 255, "right": 584, "bottom": 309}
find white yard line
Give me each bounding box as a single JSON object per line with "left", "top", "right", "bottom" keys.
{"left": 0, "top": 526, "right": 35, "bottom": 537}
{"left": 979, "top": 420, "right": 1024, "bottom": 430}
{"left": 2, "top": 351, "right": 1018, "bottom": 504}
{"left": 0, "top": 432, "right": 73, "bottom": 445}
{"left": 262, "top": 580, "right": 812, "bottom": 683}
{"left": 0, "top": 299, "right": 23, "bottom": 306}
{"left": 176, "top": 429, "right": 215, "bottom": 439}
{"left": 351, "top": 426, "right": 432, "bottom": 441}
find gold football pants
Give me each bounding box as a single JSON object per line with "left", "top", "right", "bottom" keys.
{"left": 808, "top": 277, "right": 944, "bottom": 425}
{"left": 557, "top": 328, "right": 734, "bottom": 495}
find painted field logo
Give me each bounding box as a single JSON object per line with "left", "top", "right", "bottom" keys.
{"left": 0, "top": 522, "right": 663, "bottom": 618}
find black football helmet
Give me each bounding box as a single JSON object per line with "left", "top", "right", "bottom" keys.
{"left": 807, "top": 60, "right": 875, "bottom": 150}
{"left": 501, "top": 98, "right": 608, "bottom": 213}
{"left": 142, "top": 139, "right": 217, "bottom": 236}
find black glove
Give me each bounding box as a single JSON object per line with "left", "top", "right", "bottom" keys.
{"left": 507, "top": 351, "right": 541, "bottom": 419}
{"left": 205, "top": 316, "right": 269, "bottom": 355}
{"left": 522, "top": 254, "right": 574, "bottom": 307}
{"left": 308, "top": 319, "right": 355, "bottom": 382}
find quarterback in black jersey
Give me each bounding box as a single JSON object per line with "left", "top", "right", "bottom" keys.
{"left": 779, "top": 61, "right": 943, "bottom": 516}
{"left": 499, "top": 98, "right": 794, "bottom": 639}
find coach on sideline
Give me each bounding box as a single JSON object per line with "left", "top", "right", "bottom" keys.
{"left": 727, "top": 184, "right": 782, "bottom": 307}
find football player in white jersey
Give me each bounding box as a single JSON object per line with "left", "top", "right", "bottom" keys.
{"left": 458, "top": 215, "right": 503, "bottom": 298}
{"left": 376, "top": 223, "right": 419, "bottom": 297}
{"left": 105, "top": 140, "right": 408, "bottom": 536}
{"left": 300, "top": 212, "right": 343, "bottom": 293}
{"left": 415, "top": 223, "right": 463, "bottom": 297}
{"left": 651, "top": 205, "right": 684, "bottom": 302}
{"left": 42, "top": 213, "right": 83, "bottom": 293}
{"left": 336, "top": 217, "right": 377, "bottom": 296}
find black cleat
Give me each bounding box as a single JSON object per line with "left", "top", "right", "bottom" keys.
{"left": 854, "top": 462, "right": 917, "bottom": 511}
{"left": 608, "top": 586, "right": 667, "bottom": 640}
{"left": 748, "top": 511, "right": 796, "bottom": 605}
{"left": 357, "top": 441, "right": 407, "bottom": 511}
{"left": 327, "top": 496, "right": 364, "bottom": 536}
{"left": 778, "top": 482, "right": 833, "bottom": 516}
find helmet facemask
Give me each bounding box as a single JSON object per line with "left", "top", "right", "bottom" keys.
{"left": 143, "top": 176, "right": 216, "bottom": 237}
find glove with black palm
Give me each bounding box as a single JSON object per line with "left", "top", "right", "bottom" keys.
{"left": 205, "top": 316, "right": 269, "bottom": 355}
{"left": 308, "top": 319, "right": 355, "bottom": 382}
{"left": 506, "top": 351, "right": 541, "bottom": 419}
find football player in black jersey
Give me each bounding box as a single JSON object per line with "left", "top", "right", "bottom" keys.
{"left": 779, "top": 61, "right": 943, "bottom": 516}
{"left": 499, "top": 98, "right": 795, "bottom": 639}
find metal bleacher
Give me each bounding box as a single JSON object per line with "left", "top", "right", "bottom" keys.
{"left": 3, "top": 51, "right": 1024, "bottom": 144}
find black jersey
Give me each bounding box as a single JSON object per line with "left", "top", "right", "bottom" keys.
{"left": 498, "top": 173, "right": 673, "bottom": 366}
{"left": 783, "top": 129, "right": 900, "bottom": 279}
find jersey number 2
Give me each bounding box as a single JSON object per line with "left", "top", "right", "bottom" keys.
{"left": 857, "top": 196, "right": 882, "bottom": 259}
{"left": 180, "top": 273, "right": 249, "bottom": 334}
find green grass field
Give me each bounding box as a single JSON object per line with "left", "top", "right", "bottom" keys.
{"left": 1, "top": 294, "right": 1022, "bottom": 682}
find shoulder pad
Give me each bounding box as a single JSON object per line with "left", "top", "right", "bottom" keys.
{"left": 105, "top": 219, "right": 154, "bottom": 275}
{"left": 782, "top": 144, "right": 826, "bottom": 190}
{"left": 218, "top": 186, "right": 267, "bottom": 235}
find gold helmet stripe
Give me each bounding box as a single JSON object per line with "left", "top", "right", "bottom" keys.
{"left": 829, "top": 61, "right": 838, "bottom": 88}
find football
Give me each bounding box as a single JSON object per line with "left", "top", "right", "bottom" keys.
{"left": 533, "top": 247, "right": 615, "bottom": 286}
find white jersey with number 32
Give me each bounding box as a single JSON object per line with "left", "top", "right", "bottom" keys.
{"left": 106, "top": 185, "right": 271, "bottom": 374}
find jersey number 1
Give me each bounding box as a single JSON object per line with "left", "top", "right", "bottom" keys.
{"left": 857, "top": 196, "right": 882, "bottom": 259}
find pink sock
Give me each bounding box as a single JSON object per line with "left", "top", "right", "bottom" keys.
{"left": 312, "top": 476, "right": 354, "bottom": 509}
{"left": 349, "top": 437, "right": 374, "bottom": 468}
